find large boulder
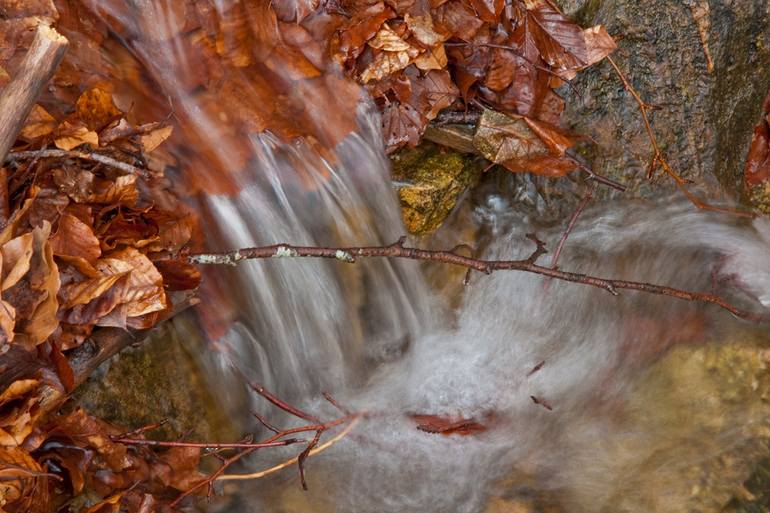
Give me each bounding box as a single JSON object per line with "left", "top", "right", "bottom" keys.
{"left": 556, "top": 0, "right": 770, "bottom": 202}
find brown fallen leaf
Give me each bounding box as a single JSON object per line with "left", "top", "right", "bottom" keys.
{"left": 75, "top": 87, "right": 122, "bottom": 132}
{"left": 19, "top": 104, "right": 57, "bottom": 141}
{"left": 54, "top": 121, "right": 99, "bottom": 151}
{"left": 50, "top": 213, "right": 102, "bottom": 263}
{"left": 473, "top": 109, "right": 576, "bottom": 176}
{"left": 2, "top": 233, "right": 34, "bottom": 291}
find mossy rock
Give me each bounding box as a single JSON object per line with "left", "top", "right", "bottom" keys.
{"left": 391, "top": 143, "right": 482, "bottom": 235}
{"left": 72, "top": 314, "right": 238, "bottom": 442}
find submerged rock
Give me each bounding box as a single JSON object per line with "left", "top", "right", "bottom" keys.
{"left": 391, "top": 143, "right": 482, "bottom": 235}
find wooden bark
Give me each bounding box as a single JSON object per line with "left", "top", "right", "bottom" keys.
{"left": 0, "top": 23, "right": 68, "bottom": 223}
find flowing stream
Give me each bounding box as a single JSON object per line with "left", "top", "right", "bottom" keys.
{"left": 84, "top": 2, "right": 770, "bottom": 512}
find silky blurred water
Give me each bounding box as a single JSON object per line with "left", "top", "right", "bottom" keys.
{"left": 82, "top": 2, "right": 770, "bottom": 511}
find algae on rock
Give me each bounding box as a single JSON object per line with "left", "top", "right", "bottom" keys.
{"left": 391, "top": 143, "right": 482, "bottom": 235}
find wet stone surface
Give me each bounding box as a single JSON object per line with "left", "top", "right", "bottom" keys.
{"left": 555, "top": 0, "right": 770, "bottom": 202}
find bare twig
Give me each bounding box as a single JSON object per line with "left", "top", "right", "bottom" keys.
{"left": 110, "top": 437, "right": 305, "bottom": 450}
{"left": 605, "top": 56, "right": 750, "bottom": 217}
{"left": 216, "top": 416, "right": 362, "bottom": 482}
{"left": 6, "top": 149, "right": 147, "bottom": 176}
{"left": 550, "top": 188, "right": 594, "bottom": 269}
{"left": 188, "top": 240, "right": 766, "bottom": 321}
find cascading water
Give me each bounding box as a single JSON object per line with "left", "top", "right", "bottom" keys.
{"left": 80, "top": 2, "right": 770, "bottom": 512}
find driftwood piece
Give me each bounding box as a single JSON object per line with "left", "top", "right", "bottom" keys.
{"left": 0, "top": 23, "right": 68, "bottom": 223}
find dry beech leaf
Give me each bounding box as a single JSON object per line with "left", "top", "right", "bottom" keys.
{"left": 95, "top": 248, "right": 167, "bottom": 320}
{"left": 20, "top": 104, "right": 56, "bottom": 141}
{"left": 523, "top": 1, "right": 587, "bottom": 72}
{"left": 2, "top": 233, "right": 34, "bottom": 291}
{"left": 369, "top": 23, "right": 413, "bottom": 52}
{"left": 360, "top": 47, "right": 420, "bottom": 83}
{"left": 405, "top": 13, "right": 445, "bottom": 47}
{"left": 335, "top": 2, "right": 395, "bottom": 58}
{"left": 583, "top": 25, "right": 616, "bottom": 67}
{"left": 139, "top": 124, "right": 173, "bottom": 153}
{"left": 20, "top": 222, "right": 60, "bottom": 346}
{"left": 60, "top": 272, "right": 128, "bottom": 310}
{"left": 50, "top": 213, "right": 102, "bottom": 263}
{"left": 53, "top": 169, "right": 139, "bottom": 206}
{"left": 473, "top": 109, "right": 576, "bottom": 176}
{"left": 0, "top": 296, "right": 16, "bottom": 343}
{"left": 414, "top": 44, "right": 447, "bottom": 70}
{"left": 75, "top": 87, "right": 122, "bottom": 131}
{"left": 55, "top": 121, "right": 99, "bottom": 151}
{"left": 0, "top": 446, "right": 44, "bottom": 507}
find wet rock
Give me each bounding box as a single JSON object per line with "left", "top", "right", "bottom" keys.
{"left": 72, "top": 314, "right": 240, "bottom": 441}
{"left": 604, "top": 336, "right": 770, "bottom": 513}
{"left": 554, "top": 0, "right": 770, "bottom": 200}
{"left": 391, "top": 143, "right": 482, "bottom": 235}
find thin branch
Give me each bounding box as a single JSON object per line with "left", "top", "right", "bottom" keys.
{"left": 217, "top": 416, "right": 362, "bottom": 482}
{"left": 109, "top": 438, "right": 304, "bottom": 450}
{"left": 188, "top": 240, "right": 767, "bottom": 321}
{"left": 605, "top": 55, "right": 751, "bottom": 217}
{"left": 550, "top": 187, "right": 594, "bottom": 269}
{"left": 6, "top": 149, "right": 147, "bottom": 176}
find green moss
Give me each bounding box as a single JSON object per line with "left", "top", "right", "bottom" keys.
{"left": 72, "top": 316, "right": 237, "bottom": 441}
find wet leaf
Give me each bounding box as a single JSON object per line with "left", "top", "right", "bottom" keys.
{"left": 382, "top": 102, "right": 425, "bottom": 151}
{"left": 153, "top": 259, "right": 202, "bottom": 291}
{"left": 50, "top": 213, "right": 102, "bottom": 263}
{"left": 473, "top": 109, "right": 576, "bottom": 176}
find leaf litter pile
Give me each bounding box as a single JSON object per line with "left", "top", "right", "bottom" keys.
{"left": 1, "top": 0, "right": 760, "bottom": 511}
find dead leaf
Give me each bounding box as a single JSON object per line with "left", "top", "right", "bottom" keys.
{"left": 139, "top": 124, "right": 173, "bottom": 153}
{"left": 473, "top": 109, "right": 576, "bottom": 176}
{"left": 369, "top": 23, "right": 414, "bottom": 52}
{"left": 50, "top": 213, "right": 102, "bottom": 263}
{"left": 54, "top": 122, "right": 99, "bottom": 151}
{"left": 2, "top": 233, "right": 34, "bottom": 291}
{"left": 404, "top": 13, "right": 445, "bottom": 47}
{"left": 414, "top": 44, "right": 447, "bottom": 70}
{"left": 360, "top": 47, "right": 419, "bottom": 83}
{"left": 19, "top": 105, "right": 56, "bottom": 141}
{"left": 75, "top": 88, "right": 122, "bottom": 131}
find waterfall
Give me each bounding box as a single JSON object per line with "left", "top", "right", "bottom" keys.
{"left": 77, "top": 2, "right": 770, "bottom": 512}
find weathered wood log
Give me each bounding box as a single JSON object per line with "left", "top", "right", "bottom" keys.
{"left": 0, "top": 23, "right": 68, "bottom": 223}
